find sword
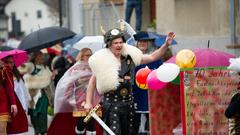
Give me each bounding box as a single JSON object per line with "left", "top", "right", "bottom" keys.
{"left": 84, "top": 104, "right": 115, "bottom": 135}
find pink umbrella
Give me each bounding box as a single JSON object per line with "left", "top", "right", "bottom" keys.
{"left": 0, "top": 49, "right": 28, "bottom": 67}
{"left": 166, "top": 48, "right": 235, "bottom": 67}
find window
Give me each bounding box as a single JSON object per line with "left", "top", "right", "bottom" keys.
{"left": 37, "top": 10, "right": 42, "bottom": 19}
{"left": 24, "top": 12, "right": 28, "bottom": 17}
{"left": 11, "top": 12, "right": 16, "bottom": 18}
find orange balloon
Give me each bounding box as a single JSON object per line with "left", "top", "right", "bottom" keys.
{"left": 136, "top": 80, "right": 148, "bottom": 90}
{"left": 136, "top": 67, "right": 152, "bottom": 84}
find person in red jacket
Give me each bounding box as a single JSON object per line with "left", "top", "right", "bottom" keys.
{"left": 0, "top": 59, "right": 17, "bottom": 135}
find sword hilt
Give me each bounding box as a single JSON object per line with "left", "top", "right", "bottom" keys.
{"left": 84, "top": 104, "right": 101, "bottom": 123}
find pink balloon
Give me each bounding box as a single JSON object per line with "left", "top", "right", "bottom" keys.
{"left": 147, "top": 70, "right": 167, "bottom": 90}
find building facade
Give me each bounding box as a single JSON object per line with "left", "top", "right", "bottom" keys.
{"left": 5, "top": 0, "right": 58, "bottom": 37}
{"left": 155, "top": 0, "right": 240, "bottom": 56}
{"left": 64, "top": 0, "right": 153, "bottom": 35}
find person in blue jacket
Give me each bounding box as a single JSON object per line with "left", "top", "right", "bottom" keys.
{"left": 133, "top": 31, "right": 163, "bottom": 135}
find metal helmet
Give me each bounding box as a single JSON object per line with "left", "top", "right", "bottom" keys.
{"left": 104, "top": 28, "right": 126, "bottom": 48}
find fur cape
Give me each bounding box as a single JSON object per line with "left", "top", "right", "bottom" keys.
{"left": 23, "top": 64, "right": 52, "bottom": 90}
{"left": 89, "top": 44, "right": 143, "bottom": 94}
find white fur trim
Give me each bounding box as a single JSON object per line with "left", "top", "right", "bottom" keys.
{"left": 86, "top": 131, "right": 96, "bottom": 135}
{"left": 122, "top": 44, "right": 143, "bottom": 65}
{"left": 18, "top": 62, "right": 34, "bottom": 74}
{"left": 89, "top": 44, "right": 143, "bottom": 94}
{"left": 75, "top": 126, "right": 85, "bottom": 134}
{"left": 23, "top": 65, "right": 52, "bottom": 89}
{"left": 89, "top": 49, "right": 120, "bottom": 94}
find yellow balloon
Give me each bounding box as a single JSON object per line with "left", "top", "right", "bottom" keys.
{"left": 136, "top": 80, "right": 148, "bottom": 90}
{"left": 176, "top": 49, "right": 196, "bottom": 68}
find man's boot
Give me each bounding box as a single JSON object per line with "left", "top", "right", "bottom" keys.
{"left": 86, "top": 130, "right": 96, "bottom": 135}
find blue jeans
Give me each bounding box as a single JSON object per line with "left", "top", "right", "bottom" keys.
{"left": 125, "top": 0, "right": 142, "bottom": 31}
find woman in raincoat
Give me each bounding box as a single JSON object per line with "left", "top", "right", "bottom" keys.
{"left": 48, "top": 48, "right": 101, "bottom": 135}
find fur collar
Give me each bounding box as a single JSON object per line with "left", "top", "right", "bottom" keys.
{"left": 89, "top": 44, "right": 142, "bottom": 94}
{"left": 23, "top": 65, "right": 52, "bottom": 90}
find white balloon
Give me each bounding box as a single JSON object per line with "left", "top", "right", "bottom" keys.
{"left": 228, "top": 57, "right": 240, "bottom": 72}
{"left": 156, "top": 63, "right": 180, "bottom": 82}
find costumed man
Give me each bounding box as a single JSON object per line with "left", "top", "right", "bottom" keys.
{"left": 225, "top": 57, "right": 240, "bottom": 135}
{"left": 132, "top": 31, "right": 163, "bottom": 134}
{"left": 48, "top": 48, "right": 101, "bottom": 135}
{"left": 84, "top": 28, "right": 175, "bottom": 135}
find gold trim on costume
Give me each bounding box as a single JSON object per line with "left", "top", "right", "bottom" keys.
{"left": 0, "top": 114, "right": 11, "bottom": 122}
{"left": 73, "top": 110, "right": 102, "bottom": 117}
{"left": 83, "top": 104, "right": 102, "bottom": 123}
{"left": 120, "top": 88, "right": 128, "bottom": 96}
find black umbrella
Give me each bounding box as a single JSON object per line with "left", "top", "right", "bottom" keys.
{"left": 18, "top": 26, "right": 76, "bottom": 52}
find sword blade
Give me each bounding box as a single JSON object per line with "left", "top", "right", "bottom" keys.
{"left": 91, "top": 112, "right": 115, "bottom": 135}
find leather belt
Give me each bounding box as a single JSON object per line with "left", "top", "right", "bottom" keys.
{"left": 108, "top": 87, "right": 131, "bottom": 96}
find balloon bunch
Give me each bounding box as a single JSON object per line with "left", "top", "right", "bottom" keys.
{"left": 135, "top": 49, "right": 197, "bottom": 90}
{"left": 136, "top": 63, "right": 180, "bottom": 90}
{"left": 147, "top": 70, "right": 167, "bottom": 90}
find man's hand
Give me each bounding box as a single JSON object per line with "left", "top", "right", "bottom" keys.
{"left": 165, "top": 32, "right": 175, "bottom": 45}
{"left": 11, "top": 105, "right": 18, "bottom": 116}
{"left": 84, "top": 103, "right": 93, "bottom": 113}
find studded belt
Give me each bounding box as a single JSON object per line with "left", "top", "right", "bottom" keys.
{"left": 104, "top": 88, "right": 133, "bottom": 103}
{"left": 103, "top": 75, "right": 133, "bottom": 102}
